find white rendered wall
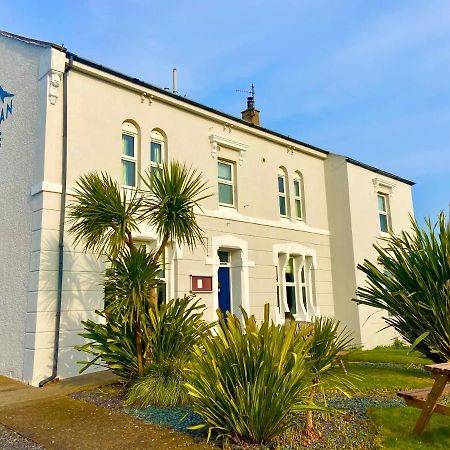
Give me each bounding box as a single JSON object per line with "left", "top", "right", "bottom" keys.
{"left": 0, "top": 36, "right": 50, "bottom": 381}
{"left": 325, "top": 154, "right": 414, "bottom": 349}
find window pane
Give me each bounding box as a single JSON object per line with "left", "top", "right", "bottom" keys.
{"left": 378, "top": 194, "right": 386, "bottom": 212}
{"left": 218, "top": 162, "right": 232, "bottom": 181}
{"left": 151, "top": 141, "right": 162, "bottom": 164}
{"left": 279, "top": 196, "right": 287, "bottom": 216}
{"left": 296, "top": 199, "right": 302, "bottom": 219}
{"left": 122, "top": 134, "right": 135, "bottom": 157}
{"left": 278, "top": 175, "right": 285, "bottom": 193}
{"left": 294, "top": 180, "right": 300, "bottom": 197}
{"left": 286, "top": 286, "right": 296, "bottom": 314}
{"left": 302, "top": 286, "right": 307, "bottom": 310}
{"left": 379, "top": 213, "right": 389, "bottom": 232}
{"left": 157, "top": 282, "right": 166, "bottom": 307}
{"left": 219, "top": 182, "right": 234, "bottom": 205}
{"left": 122, "top": 160, "right": 136, "bottom": 186}
{"left": 218, "top": 251, "right": 229, "bottom": 263}
{"left": 285, "top": 258, "right": 295, "bottom": 283}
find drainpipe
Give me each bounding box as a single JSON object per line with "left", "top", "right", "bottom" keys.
{"left": 39, "top": 54, "right": 74, "bottom": 387}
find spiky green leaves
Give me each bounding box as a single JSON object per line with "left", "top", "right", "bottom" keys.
{"left": 185, "top": 305, "right": 320, "bottom": 444}
{"left": 142, "top": 161, "right": 211, "bottom": 256}
{"left": 104, "top": 246, "right": 161, "bottom": 327}
{"left": 67, "top": 172, "right": 144, "bottom": 258}
{"left": 355, "top": 211, "right": 450, "bottom": 362}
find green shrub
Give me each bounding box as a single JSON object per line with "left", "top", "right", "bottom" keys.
{"left": 355, "top": 212, "right": 450, "bottom": 362}
{"left": 76, "top": 310, "right": 138, "bottom": 379}
{"left": 146, "top": 295, "right": 211, "bottom": 364}
{"left": 126, "top": 359, "right": 187, "bottom": 407}
{"left": 185, "top": 305, "right": 318, "bottom": 444}
{"left": 126, "top": 295, "right": 211, "bottom": 407}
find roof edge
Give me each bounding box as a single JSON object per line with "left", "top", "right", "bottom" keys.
{"left": 67, "top": 52, "right": 330, "bottom": 156}
{"left": 0, "top": 28, "right": 415, "bottom": 187}
{"left": 0, "top": 29, "right": 66, "bottom": 51}
{"left": 346, "top": 157, "right": 415, "bottom": 186}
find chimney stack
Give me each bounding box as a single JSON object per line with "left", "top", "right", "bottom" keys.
{"left": 241, "top": 95, "right": 260, "bottom": 126}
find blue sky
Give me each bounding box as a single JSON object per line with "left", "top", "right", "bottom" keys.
{"left": 3, "top": 0, "right": 449, "bottom": 222}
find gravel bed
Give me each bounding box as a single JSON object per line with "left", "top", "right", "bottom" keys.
{"left": 0, "top": 424, "right": 44, "bottom": 450}
{"left": 129, "top": 406, "right": 205, "bottom": 439}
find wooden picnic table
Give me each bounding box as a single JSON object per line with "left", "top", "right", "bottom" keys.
{"left": 397, "top": 362, "right": 450, "bottom": 435}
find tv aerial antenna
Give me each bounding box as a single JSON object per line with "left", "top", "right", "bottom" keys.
{"left": 236, "top": 83, "right": 255, "bottom": 101}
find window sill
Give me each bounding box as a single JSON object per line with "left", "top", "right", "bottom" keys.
{"left": 219, "top": 203, "right": 236, "bottom": 209}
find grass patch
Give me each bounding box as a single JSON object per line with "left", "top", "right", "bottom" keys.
{"left": 369, "top": 406, "right": 450, "bottom": 449}
{"left": 348, "top": 347, "right": 432, "bottom": 366}
{"left": 347, "top": 363, "right": 433, "bottom": 392}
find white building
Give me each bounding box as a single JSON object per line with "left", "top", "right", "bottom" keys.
{"left": 0, "top": 30, "right": 415, "bottom": 386}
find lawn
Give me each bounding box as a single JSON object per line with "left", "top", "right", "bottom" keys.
{"left": 348, "top": 346, "right": 433, "bottom": 366}
{"left": 369, "top": 407, "right": 450, "bottom": 450}
{"left": 344, "top": 348, "right": 449, "bottom": 450}
{"left": 348, "top": 364, "right": 433, "bottom": 391}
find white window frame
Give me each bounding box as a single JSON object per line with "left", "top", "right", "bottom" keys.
{"left": 121, "top": 122, "right": 138, "bottom": 188}
{"left": 293, "top": 174, "right": 304, "bottom": 221}
{"left": 150, "top": 129, "right": 165, "bottom": 172}
{"left": 377, "top": 192, "right": 391, "bottom": 233}
{"left": 278, "top": 170, "right": 288, "bottom": 218}
{"left": 274, "top": 244, "right": 319, "bottom": 323}
{"left": 218, "top": 160, "right": 235, "bottom": 207}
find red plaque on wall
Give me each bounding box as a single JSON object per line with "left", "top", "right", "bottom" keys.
{"left": 190, "top": 275, "right": 213, "bottom": 293}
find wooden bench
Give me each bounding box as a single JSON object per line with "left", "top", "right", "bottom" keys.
{"left": 397, "top": 362, "right": 450, "bottom": 435}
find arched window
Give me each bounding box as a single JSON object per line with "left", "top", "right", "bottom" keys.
{"left": 277, "top": 168, "right": 289, "bottom": 218}
{"left": 121, "top": 122, "right": 138, "bottom": 187}
{"left": 150, "top": 129, "right": 165, "bottom": 174}
{"left": 293, "top": 171, "right": 304, "bottom": 221}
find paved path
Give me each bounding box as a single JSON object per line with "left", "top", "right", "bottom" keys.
{"left": 0, "top": 373, "right": 210, "bottom": 450}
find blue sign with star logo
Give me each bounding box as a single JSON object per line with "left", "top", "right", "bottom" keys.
{"left": 0, "top": 85, "right": 14, "bottom": 126}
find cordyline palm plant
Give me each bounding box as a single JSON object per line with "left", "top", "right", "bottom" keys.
{"left": 68, "top": 161, "right": 210, "bottom": 376}
{"left": 142, "top": 161, "right": 210, "bottom": 261}
{"left": 303, "top": 317, "right": 354, "bottom": 435}
{"left": 185, "top": 305, "right": 322, "bottom": 445}
{"left": 354, "top": 211, "right": 450, "bottom": 363}
{"left": 68, "top": 172, "right": 144, "bottom": 257}
{"left": 103, "top": 246, "right": 161, "bottom": 375}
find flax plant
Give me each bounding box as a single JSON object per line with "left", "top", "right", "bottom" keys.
{"left": 354, "top": 211, "right": 450, "bottom": 362}
{"left": 185, "top": 305, "right": 322, "bottom": 444}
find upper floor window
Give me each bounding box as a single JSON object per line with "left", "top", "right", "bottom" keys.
{"left": 218, "top": 160, "right": 235, "bottom": 206}
{"left": 278, "top": 168, "right": 288, "bottom": 217}
{"left": 377, "top": 193, "right": 391, "bottom": 233}
{"left": 121, "top": 122, "right": 138, "bottom": 188}
{"left": 150, "top": 129, "right": 165, "bottom": 174}
{"left": 293, "top": 172, "right": 304, "bottom": 221}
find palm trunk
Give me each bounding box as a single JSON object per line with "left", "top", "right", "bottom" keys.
{"left": 134, "top": 313, "right": 145, "bottom": 376}
{"left": 305, "top": 382, "right": 317, "bottom": 433}
{"left": 154, "top": 233, "right": 169, "bottom": 261}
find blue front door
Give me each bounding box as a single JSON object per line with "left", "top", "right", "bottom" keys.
{"left": 218, "top": 266, "right": 231, "bottom": 315}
